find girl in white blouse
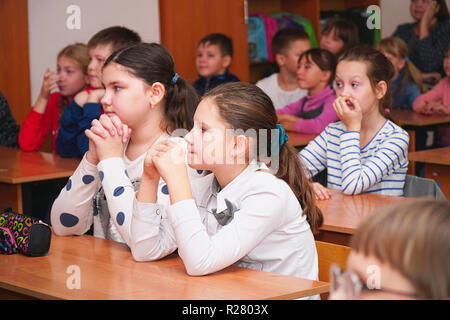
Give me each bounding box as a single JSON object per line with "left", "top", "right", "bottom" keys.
{"left": 138, "top": 82, "right": 323, "bottom": 285}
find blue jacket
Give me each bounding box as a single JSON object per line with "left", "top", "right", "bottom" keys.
{"left": 56, "top": 100, "right": 101, "bottom": 158}
{"left": 193, "top": 69, "right": 240, "bottom": 96}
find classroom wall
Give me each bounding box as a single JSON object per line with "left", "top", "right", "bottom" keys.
{"left": 381, "top": 0, "right": 450, "bottom": 38}
{"left": 25, "top": 0, "right": 450, "bottom": 104}
{"left": 27, "top": 0, "right": 160, "bottom": 104}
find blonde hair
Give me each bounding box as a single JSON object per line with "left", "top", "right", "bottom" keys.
{"left": 57, "top": 43, "right": 89, "bottom": 112}
{"left": 351, "top": 199, "right": 450, "bottom": 299}
{"left": 376, "top": 37, "right": 428, "bottom": 95}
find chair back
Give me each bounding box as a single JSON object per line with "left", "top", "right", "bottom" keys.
{"left": 315, "top": 240, "right": 351, "bottom": 283}
{"left": 403, "top": 174, "right": 446, "bottom": 199}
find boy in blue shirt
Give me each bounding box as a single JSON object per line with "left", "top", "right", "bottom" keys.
{"left": 193, "top": 33, "right": 240, "bottom": 96}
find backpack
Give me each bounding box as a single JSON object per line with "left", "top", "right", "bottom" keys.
{"left": 248, "top": 14, "right": 268, "bottom": 62}
{"left": 270, "top": 12, "right": 318, "bottom": 48}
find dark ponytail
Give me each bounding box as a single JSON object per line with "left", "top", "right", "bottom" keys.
{"left": 276, "top": 144, "right": 323, "bottom": 234}
{"left": 204, "top": 82, "right": 323, "bottom": 234}
{"left": 103, "top": 43, "right": 199, "bottom": 132}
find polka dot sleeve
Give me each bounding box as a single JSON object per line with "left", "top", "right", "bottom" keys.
{"left": 97, "top": 157, "right": 178, "bottom": 261}
{"left": 50, "top": 154, "right": 100, "bottom": 236}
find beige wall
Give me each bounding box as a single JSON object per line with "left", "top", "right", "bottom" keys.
{"left": 28, "top": 0, "right": 159, "bottom": 103}
{"left": 381, "top": 0, "right": 450, "bottom": 38}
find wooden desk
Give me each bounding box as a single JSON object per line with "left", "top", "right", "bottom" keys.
{"left": 389, "top": 109, "right": 450, "bottom": 173}
{"left": 0, "top": 234, "right": 329, "bottom": 300}
{"left": 287, "top": 131, "right": 317, "bottom": 148}
{"left": 408, "top": 146, "right": 450, "bottom": 198}
{"left": 390, "top": 109, "right": 450, "bottom": 127}
{"left": 0, "top": 146, "right": 79, "bottom": 216}
{"left": 315, "top": 189, "right": 415, "bottom": 246}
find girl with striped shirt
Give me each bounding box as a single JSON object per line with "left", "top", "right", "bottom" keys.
{"left": 299, "top": 45, "right": 410, "bottom": 199}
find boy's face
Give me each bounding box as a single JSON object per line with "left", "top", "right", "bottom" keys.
{"left": 88, "top": 43, "right": 113, "bottom": 88}
{"left": 278, "top": 39, "right": 311, "bottom": 76}
{"left": 196, "top": 42, "right": 231, "bottom": 79}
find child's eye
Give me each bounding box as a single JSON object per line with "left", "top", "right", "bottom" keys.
{"left": 114, "top": 86, "right": 122, "bottom": 92}
{"left": 335, "top": 81, "right": 343, "bottom": 88}
{"left": 351, "top": 82, "right": 359, "bottom": 88}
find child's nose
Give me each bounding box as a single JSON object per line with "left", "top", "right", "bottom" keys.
{"left": 88, "top": 60, "right": 96, "bottom": 72}
{"left": 100, "top": 91, "right": 111, "bottom": 106}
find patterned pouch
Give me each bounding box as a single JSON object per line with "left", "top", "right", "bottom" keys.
{"left": 0, "top": 226, "right": 18, "bottom": 255}
{"left": 0, "top": 207, "right": 51, "bottom": 257}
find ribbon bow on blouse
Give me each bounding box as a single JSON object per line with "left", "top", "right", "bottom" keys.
{"left": 210, "top": 198, "right": 238, "bottom": 226}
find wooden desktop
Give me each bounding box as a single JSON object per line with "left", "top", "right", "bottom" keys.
{"left": 0, "top": 234, "right": 329, "bottom": 300}
{"left": 316, "top": 189, "right": 416, "bottom": 246}
{"left": 0, "top": 146, "right": 79, "bottom": 217}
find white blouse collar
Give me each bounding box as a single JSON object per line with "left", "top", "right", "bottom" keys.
{"left": 211, "top": 160, "right": 270, "bottom": 213}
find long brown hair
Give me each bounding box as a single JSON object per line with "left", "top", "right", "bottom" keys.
{"left": 351, "top": 199, "right": 450, "bottom": 299}
{"left": 203, "top": 82, "right": 323, "bottom": 234}
{"left": 376, "top": 37, "right": 428, "bottom": 95}
{"left": 338, "top": 45, "right": 394, "bottom": 117}
{"left": 57, "top": 43, "right": 89, "bottom": 113}
{"left": 103, "top": 43, "right": 199, "bottom": 132}
{"left": 433, "top": 0, "right": 450, "bottom": 22}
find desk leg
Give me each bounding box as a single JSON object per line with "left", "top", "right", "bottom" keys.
{"left": 425, "top": 163, "right": 450, "bottom": 198}
{"left": 407, "top": 129, "right": 416, "bottom": 175}
{"left": 0, "top": 183, "right": 22, "bottom": 213}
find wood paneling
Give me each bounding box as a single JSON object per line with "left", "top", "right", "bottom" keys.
{"left": 159, "top": 0, "right": 249, "bottom": 83}
{"left": 0, "top": 0, "right": 31, "bottom": 125}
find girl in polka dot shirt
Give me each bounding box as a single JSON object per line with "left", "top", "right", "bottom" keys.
{"left": 50, "top": 43, "right": 202, "bottom": 261}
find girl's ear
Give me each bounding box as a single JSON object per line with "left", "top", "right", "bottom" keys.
{"left": 398, "top": 58, "right": 406, "bottom": 70}
{"left": 148, "top": 82, "right": 166, "bottom": 107}
{"left": 321, "top": 70, "right": 331, "bottom": 83}
{"left": 232, "top": 135, "right": 249, "bottom": 163}
{"left": 375, "top": 80, "right": 388, "bottom": 100}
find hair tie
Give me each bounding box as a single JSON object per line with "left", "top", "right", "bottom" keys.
{"left": 171, "top": 73, "right": 180, "bottom": 85}
{"left": 404, "top": 57, "right": 409, "bottom": 62}
{"left": 275, "top": 124, "right": 289, "bottom": 149}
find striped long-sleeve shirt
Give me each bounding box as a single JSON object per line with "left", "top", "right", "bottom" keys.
{"left": 299, "top": 120, "right": 409, "bottom": 196}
